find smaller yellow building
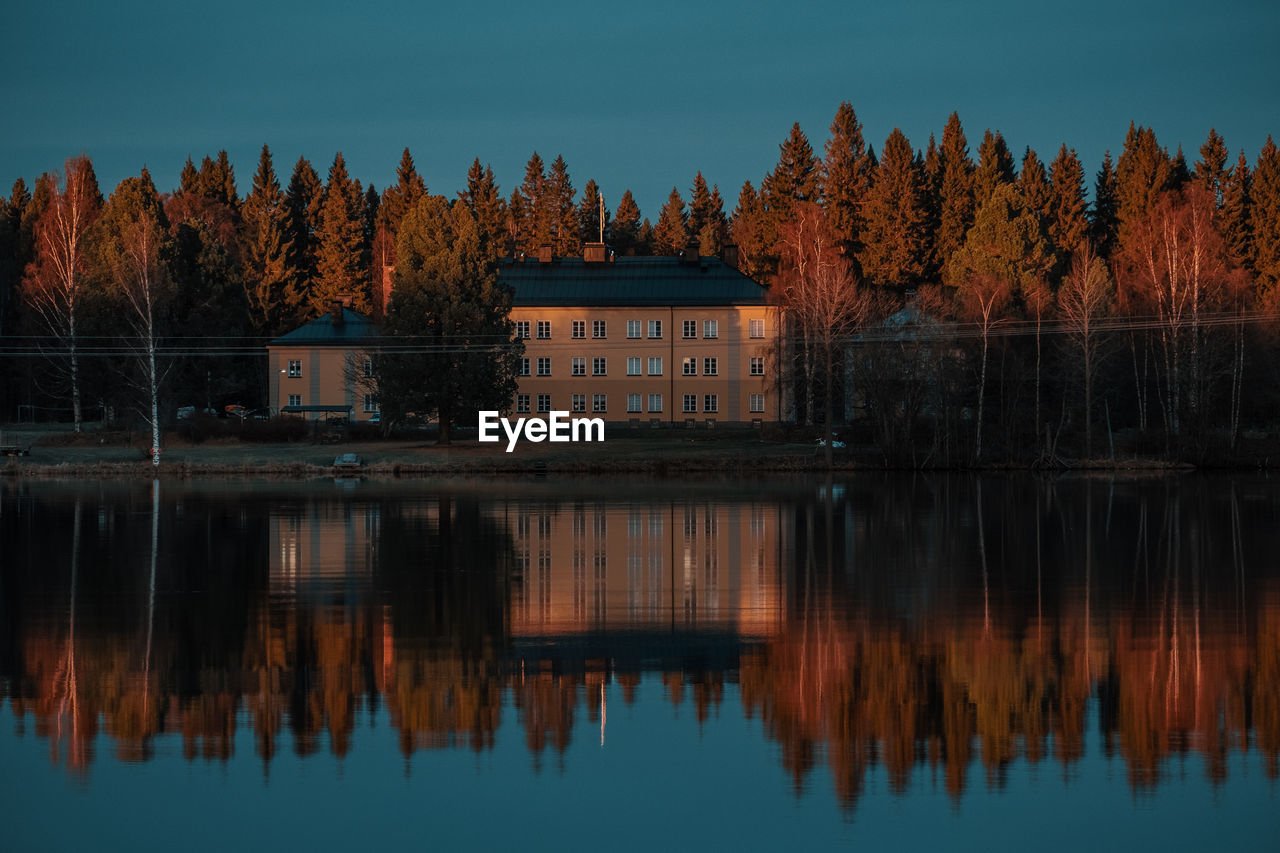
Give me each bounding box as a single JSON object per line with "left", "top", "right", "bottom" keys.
{"left": 267, "top": 302, "right": 381, "bottom": 422}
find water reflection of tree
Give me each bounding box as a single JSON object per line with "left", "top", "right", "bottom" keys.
{"left": 375, "top": 494, "right": 515, "bottom": 758}
{"left": 3, "top": 478, "right": 1280, "bottom": 807}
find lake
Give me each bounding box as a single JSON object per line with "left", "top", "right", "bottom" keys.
{"left": 1, "top": 474, "right": 1277, "bottom": 850}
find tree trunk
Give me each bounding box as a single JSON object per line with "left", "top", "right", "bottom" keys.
{"left": 824, "top": 338, "right": 834, "bottom": 469}
{"left": 976, "top": 326, "right": 988, "bottom": 461}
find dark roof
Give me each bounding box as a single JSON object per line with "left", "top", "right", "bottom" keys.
{"left": 501, "top": 255, "right": 767, "bottom": 307}
{"left": 269, "top": 308, "right": 379, "bottom": 346}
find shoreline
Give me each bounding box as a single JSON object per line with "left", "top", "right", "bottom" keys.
{"left": 0, "top": 436, "right": 1220, "bottom": 480}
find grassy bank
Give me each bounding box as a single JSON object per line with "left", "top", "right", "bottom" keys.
{"left": 0, "top": 422, "right": 1230, "bottom": 479}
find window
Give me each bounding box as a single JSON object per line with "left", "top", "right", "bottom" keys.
{"left": 537, "top": 320, "right": 551, "bottom": 339}
{"left": 288, "top": 394, "right": 302, "bottom": 407}
{"left": 593, "top": 357, "right": 607, "bottom": 376}
{"left": 703, "top": 357, "right": 718, "bottom": 376}
{"left": 648, "top": 357, "right": 662, "bottom": 376}
{"left": 519, "top": 358, "right": 530, "bottom": 377}
{"left": 572, "top": 320, "right": 585, "bottom": 339}
{"left": 516, "top": 394, "right": 530, "bottom": 413}
{"left": 750, "top": 318, "right": 765, "bottom": 338}
{"left": 750, "top": 393, "right": 765, "bottom": 413}
{"left": 362, "top": 359, "right": 373, "bottom": 378}
{"left": 537, "top": 357, "right": 551, "bottom": 377}
{"left": 364, "top": 394, "right": 379, "bottom": 413}
{"left": 750, "top": 356, "right": 764, "bottom": 376}
{"left": 572, "top": 357, "right": 586, "bottom": 376}
{"left": 627, "top": 320, "right": 641, "bottom": 339}
{"left": 704, "top": 394, "right": 718, "bottom": 413}
{"left": 683, "top": 357, "right": 697, "bottom": 376}
{"left": 683, "top": 394, "right": 697, "bottom": 413}
{"left": 627, "top": 357, "right": 642, "bottom": 376}
{"left": 287, "top": 359, "right": 302, "bottom": 378}
{"left": 592, "top": 394, "right": 607, "bottom": 413}
{"left": 683, "top": 320, "right": 697, "bottom": 339}
{"left": 648, "top": 320, "right": 662, "bottom": 339}
{"left": 515, "top": 321, "right": 530, "bottom": 339}
{"left": 593, "top": 320, "right": 607, "bottom": 338}
{"left": 627, "top": 393, "right": 642, "bottom": 413}
{"left": 703, "top": 319, "right": 718, "bottom": 339}
{"left": 537, "top": 394, "right": 552, "bottom": 413}
{"left": 648, "top": 394, "right": 662, "bottom": 412}
{"left": 572, "top": 394, "right": 586, "bottom": 413}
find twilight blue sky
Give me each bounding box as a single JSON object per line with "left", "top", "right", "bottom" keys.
{"left": 3, "top": 0, "right": 1278, "bottom": 218}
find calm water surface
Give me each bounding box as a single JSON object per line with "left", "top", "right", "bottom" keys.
{"left": 1, "top": 475, "right": 1277, "bottom": 851}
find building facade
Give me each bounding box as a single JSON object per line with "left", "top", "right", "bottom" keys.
{"left": 266, "top": 303, "right": 381, "bottom": 422}
{"left": 267, "top": 250, "right": 778, "bottom": 425}
{"left": 504, "top": 249, "right": 776, "bottom": 425}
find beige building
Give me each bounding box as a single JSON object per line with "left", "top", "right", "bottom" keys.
{"left": 267, "top": 249, "right": 778, "bottom": 424}
{"left": 266, "top": 302, "right": 381, "bottom": 422}
{"left": 505, "top": 248, "right": 777, "bottom": 424}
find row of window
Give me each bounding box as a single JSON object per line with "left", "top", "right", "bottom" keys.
{"left": 515, "top": 319, "right": 767, "bottom": 340}
{"left": 286, "top": 393, "right": 381, "bottom": 414}
{"left": 519, "top": 356, "right": 765, "bottom": 377}
{"left": 514, "top": 393, "right": 766, "bottom": 414}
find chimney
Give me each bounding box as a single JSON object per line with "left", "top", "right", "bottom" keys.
{"left": 721, "top": 243, "right": 739, "bottom": 269}
{"left": 330, "top": 299, "right": 343, "bottom": 324}
{"left": 537, "top": 244, "right": 554, "bottom": 263}
{"left": 680, "top": 241, "right": 700, "bottom": 264}
{"left": 583, "top": 242, "right": 607, "bottom": 263}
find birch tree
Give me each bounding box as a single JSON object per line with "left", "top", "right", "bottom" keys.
{"left": 21, "top": 157, "right": 101, "bottom": 430}
{"left": 1057, "top": 241, "right": 1113, "bottom": 456}
{"left": 99, "top": 175, "right": 171, "bottom": 465}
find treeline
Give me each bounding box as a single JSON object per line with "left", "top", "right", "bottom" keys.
{"left": 1, "top": 104, "right": 1278, "bottom": 462}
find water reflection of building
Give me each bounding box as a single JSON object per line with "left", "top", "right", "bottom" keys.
{"left": 269, "top": 501, "right": 380, "bottom": 593}
{"left": 504, "top": 501, "right": 785, "bottom": 636}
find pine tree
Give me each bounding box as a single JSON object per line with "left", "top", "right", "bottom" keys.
{"left": 1220, "top": 151, "right": 1252, "bottom": 270}
{"left": 1169, "top": 145, "right": 1191, "bottom": 189}
{"left": 518, "top": 152, "right": 549, "bottom": 252}
{"left": 179, "top": 158, "right": 199, "bottom": 195}
{"left": 973, "top": 130, "right": 1015, "bottom": 211}
{"left": 1116, "top": 122, "right": 1172, "bottom": 251}
{"left": 731, "top": 180, "right": 769, "bottom": 278}
{"left": 921, "top": 134, "right": 942, "bottom": 279}
{"left": 458, "top": 158, "right": 506, "bottom": 253}
{"left": 859, "top": 129, "right": 928, "bottom": 288}
{"left": 576, "top": 178, "right": 608, "bottom": 246}
{"left": 761, "top": 122, "right": 820, "bottom": 252}
{"left": 1046, "top": 144, "right": 1089, "bottom": 261}
{"left": 1019, "top": 148, "right": 1051, "bottom": 224}
{"left": 652, "top": 188, "right": 690, "bottom": 255}
{"left": 379, "top": 197, "right": 519, "bottom": 444}
{"left": 1194, "top": 128, "right": 1230, "bottom": 207}
{"left": 546, "top": 155, "right": 577, "bottom": 256}
{"left": 698, "top": 184, "right": 727, "bottom": 255}
{"left": 313, "top": 152, "right": 369, "bottom": 313}
{"left": 611, "top": 190, "right": 641, "bottom": 255}
{"left": 285, "top": 157, "right": 324, "bottom": 299}
{"left": 822, "top": 101, "right": 872, "bottom": 263}
{"left": 636, "top": 218, "right": 653, "bottom": 256}
{"left": 1251, "top": 135, "right": 1280, "bottom": 296}
{"left": 1090, "top": 151, "right": 1120, "bottom": 259}
{"left": 688, "top": 172, "right": 716, "bottom": 239}
{"left": 934, "top": 112, "right": 975, "bottom": 278}
{"left": 380, "top": 148, "right": 428, "bottom": 234}
{"left": 241, "top": 144, "right": 300, "bottom": 336}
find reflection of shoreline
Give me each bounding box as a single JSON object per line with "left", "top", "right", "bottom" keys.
{"left": 3, "top": 478, "right": 1280, "bottom": 810}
